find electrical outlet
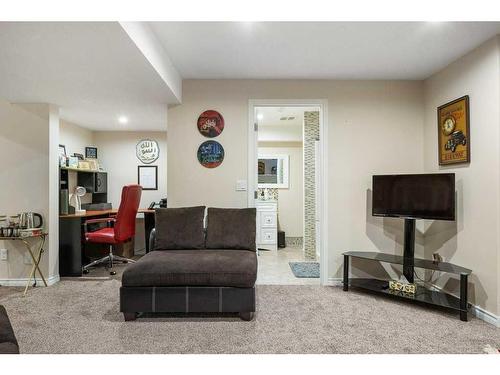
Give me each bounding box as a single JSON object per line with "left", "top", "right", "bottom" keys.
{"left": 0, "top": 248, "right": 7, "bottom": 261}
{"left": 24, "top": 252, "right": 33, "bottom": 265}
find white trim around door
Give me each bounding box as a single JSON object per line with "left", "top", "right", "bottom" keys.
{"left": 248, "top": 99, "right": 329, "bottom": 286}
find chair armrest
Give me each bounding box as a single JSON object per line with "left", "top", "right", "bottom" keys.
{"left": 85, "top": 218, "right": 115, "bottom": 225}
{"left": 149, "top": 228, "right": 156, "bottom": 252}
{"left": 83, "top": 218, "right": 115, "bottom": 233}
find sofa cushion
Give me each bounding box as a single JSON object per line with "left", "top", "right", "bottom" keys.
{"left": 0, "top": 305, "right": 19, "bottom": 354}
{"left": 205, "top": 208, "right": 256, "bottom": 251}
{"left": 122, "top": 250, "right": 257, "bottom": 288}
{"left": 154, "top": 206, "right": 206, "bottom": 250}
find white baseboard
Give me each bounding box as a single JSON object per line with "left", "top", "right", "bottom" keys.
{"left": 0, "top": 274, "right": 60, "bottom": 287}
{"left": 324, "top": 277, "right": 343, "bottom": 286}
{"left": 471, "top": 305, "right": 500, "bottom": 327}
{"left": 428, "top": 283, "right": 500, "bottom": 327}
{"left": 324, "top": 276, "right": 500, "bottom": 327}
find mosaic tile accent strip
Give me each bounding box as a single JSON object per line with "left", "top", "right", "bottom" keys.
{"left": 304, "top": 111, "right": 320, "bottom": 260}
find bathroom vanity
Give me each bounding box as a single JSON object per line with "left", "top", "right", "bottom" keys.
{"left": 255, "top": 200, "right": 278, "bottom": 251}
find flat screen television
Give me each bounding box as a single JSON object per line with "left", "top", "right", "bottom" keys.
{"left": 372, "top": 173, "right": 455, "bottom": 221}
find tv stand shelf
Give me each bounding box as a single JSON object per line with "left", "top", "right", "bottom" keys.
{"left": 343, "top": 251, "right": 472, "bottom": 321}
{"left": 343, "top": 251, "right": 471, "bottom": 275}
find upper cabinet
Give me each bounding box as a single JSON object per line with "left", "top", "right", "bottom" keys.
{"left": 77, "top": 171, "right": 107, "bottom": 194}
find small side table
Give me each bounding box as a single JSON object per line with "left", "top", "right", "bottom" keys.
{"left": 0, "top": 233, "right": 48, "bottom": 295}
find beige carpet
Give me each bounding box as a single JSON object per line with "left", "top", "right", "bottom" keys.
{"left": 0, "top": 276, "right": 499, "bottom": 354}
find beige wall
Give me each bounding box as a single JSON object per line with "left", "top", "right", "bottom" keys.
{"left": 258, "top": 142, "right": 304, "bottom": 237}
{"left": 59, "top": 120, "right": 94, "bottom": 157}
{"left": 168, "top": 80, "right": 425, "bottom": 280}
{"left": 93, "top": 131, "right": 167, "bottom": 209}
{"left": 423, "top": 36, "right": 500, "bottom": 315}
{"left": 0, "top": 99, "right": 50, "bottom": 282}
{"left": 94, "top": 131, "right": 167, "bottom": 251}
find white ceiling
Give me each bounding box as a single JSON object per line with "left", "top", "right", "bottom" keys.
{"left": 0, "top": 22, "right": 499, "bottom": 131}
{"left": 257, "top": 106, "right": 319, "bottom": 143}
{"left": 150, "top": 22, "right": 500, "bottom": 80}
{"left": 0, "top": 22, "right": 177, "bottom": 131}
{"left": 257, "top": 106, "right": 319, "bottom": 127}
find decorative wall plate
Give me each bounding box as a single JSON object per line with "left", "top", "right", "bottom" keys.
{"left": 197, "top": 140, "right": 224, "bottom": 168}
{"left": 197, "top": 110, "right": 224, "bottom": 138}
{"left": 136, "top": 139, "right": 159, "bottom": 164}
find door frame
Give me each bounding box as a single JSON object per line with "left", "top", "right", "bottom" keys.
{"left": 248, "top": 99, "right": 329, "bottom": 285}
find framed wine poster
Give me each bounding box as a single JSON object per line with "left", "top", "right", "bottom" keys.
{"left": 437, "top": 95, "right": 470, "bottom": 165}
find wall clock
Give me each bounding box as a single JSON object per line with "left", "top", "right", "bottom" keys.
{"left": 441, "top": 116, "right": 456, "bottom": 136}
{"left": 197, "top": 110, "right": 224, "bottom": 138}
{"left": 197, "top": 140, "right": 224, "bottom": 168}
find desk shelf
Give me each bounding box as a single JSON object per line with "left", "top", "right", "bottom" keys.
{"left": 59, "top": 168, "right": 108, "bottom": 211}
{"left": 60, "top": 166, "right": 101, "bottom": 173}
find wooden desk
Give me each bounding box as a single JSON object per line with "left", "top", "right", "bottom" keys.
{"left": 60, "top": 208, "right": 155, "bottom": 218}
{"left": 59, "top": 209, "right": 155, "bottom": 276}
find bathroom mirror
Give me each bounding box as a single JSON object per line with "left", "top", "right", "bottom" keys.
{"left": 258, "top": 154, "right": 289, "bottom": 188}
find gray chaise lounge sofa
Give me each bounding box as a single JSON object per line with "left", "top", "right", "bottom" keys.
{"left": 120, "top": 207, "right": 257, "bottom": 321}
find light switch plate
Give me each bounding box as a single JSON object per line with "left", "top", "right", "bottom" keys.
{"left": 0, "top": 249, "right": 7, "bottom": 261}
{"left": 24, "top": 252, "right": 33, "bottom": 265}
{"left": 236, "top": 179, "right": 247, "bottom": 191}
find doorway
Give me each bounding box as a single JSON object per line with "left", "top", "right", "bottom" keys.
{"left": 248, "top": 100, "right": 328, "bottom": 285}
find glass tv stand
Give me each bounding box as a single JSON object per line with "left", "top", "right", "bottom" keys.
{"left": 342, "top": 251, "right": 472, "bottom": 321}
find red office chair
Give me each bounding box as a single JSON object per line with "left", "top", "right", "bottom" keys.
{"left": 82, "top": 185, "right": 142, "bottom": 275}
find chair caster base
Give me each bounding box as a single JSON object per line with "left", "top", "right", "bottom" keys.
{"left": 110, "top": 270, "right": 117, "bottom": 276}
{"left": 82, "top": 269, "right": 89, "bottom": 274}
{"left": 123, "top": 312, "right": 138, "bottom": 321}
{"left": 239, "top": 312, "right": 255, "bottom": 321}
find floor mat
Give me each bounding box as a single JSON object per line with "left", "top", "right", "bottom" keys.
{"left": 289, "top": 262, "right": 320, "bottom": 278}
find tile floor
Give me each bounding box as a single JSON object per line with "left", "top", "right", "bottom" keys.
{"left": 256, "top": 246, "right": 320, "bottom": 285}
